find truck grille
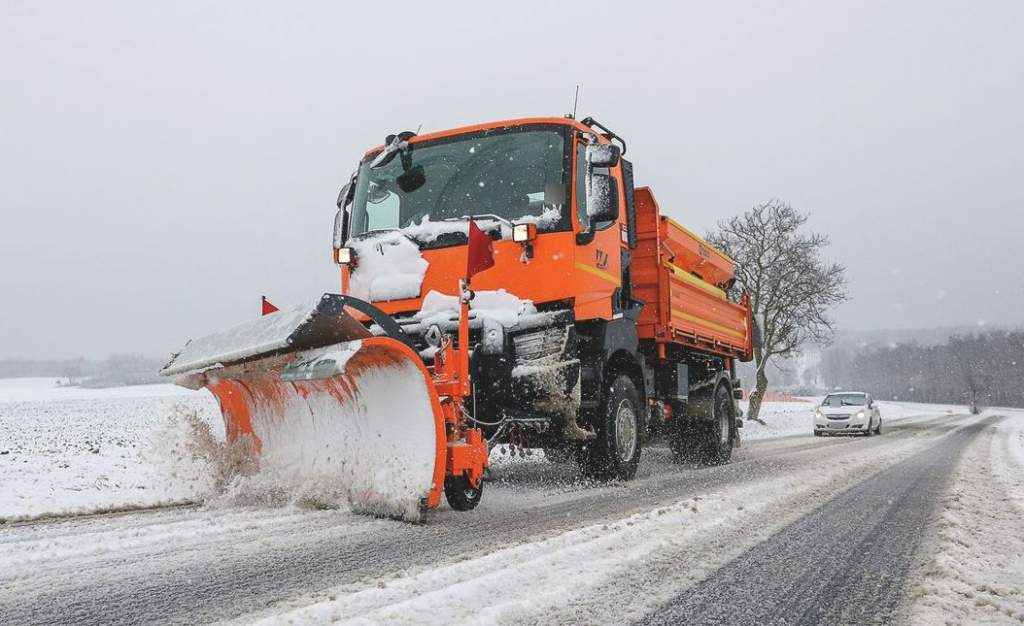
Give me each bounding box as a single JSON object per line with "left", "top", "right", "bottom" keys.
{"left": 513, "top": 327, "right": 566, "bottom": 361}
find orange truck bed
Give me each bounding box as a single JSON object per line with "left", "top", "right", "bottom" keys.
{"left": 632, "top": 187, "right": 753, "bottom": 361}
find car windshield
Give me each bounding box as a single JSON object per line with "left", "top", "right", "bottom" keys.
{"left": 823, "top": 393, "right": 867, "bottom": 407}
{"left": 349, "top": 125, "right": 572, "bottom": 246}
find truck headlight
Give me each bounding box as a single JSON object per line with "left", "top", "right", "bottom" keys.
{"left": 815, "top": 409, "right": 823, "bottom": 418}
{"left": 512, "top": 223, "right": 537, "bottom": 243}
{"left": 336, "top": 247, "right": 354, "bottom": 265}
{"left": 857, "top": 410, "right": 865, "bottom": 419}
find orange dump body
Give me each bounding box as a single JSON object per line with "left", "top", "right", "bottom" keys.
{"left": 632, "top": 187, "right": 753, "bottom": 361}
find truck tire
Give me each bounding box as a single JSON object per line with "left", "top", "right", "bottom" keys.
{"left": 444, "top": 475, "right": 483, "bottom": 511}
{"left": 697, "top": 383, "right": 734, "bottom": 465}
{"left": 579, "top": 374, "right": 642, "bottom": 481}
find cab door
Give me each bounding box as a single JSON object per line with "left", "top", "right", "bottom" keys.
{"left": 572, "top": 132, "right": 635, "bottom": 322}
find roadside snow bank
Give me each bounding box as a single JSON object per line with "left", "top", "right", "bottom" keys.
{"left": 0, "top": 379, "right": 223, "bottom": 520}
{"left": 739, "top": 399, "right": 966, "bottom": 441}
{"left": 901, "top": 410, "right": 1024, "bottom": 624}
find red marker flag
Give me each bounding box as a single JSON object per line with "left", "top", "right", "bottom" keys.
{"left": 261, "top": 296, "right": 279, "bottom": 316}
{"left": 466, "top": 220, "right": 495, "bottom": 279}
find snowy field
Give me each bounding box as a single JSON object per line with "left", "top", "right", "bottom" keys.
{"left": 0, "top": 378, "right": 223, "bottom": 520}
{"left": 0, "top": 376, "right": 976, "bottom": 522}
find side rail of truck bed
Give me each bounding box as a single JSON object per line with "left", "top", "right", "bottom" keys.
{"left": 631, "top": 187, "right": 753, "bottom": 361}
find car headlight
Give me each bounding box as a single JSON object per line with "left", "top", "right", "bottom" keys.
{"left": 857, "top": 410, "right": 865, "bottom": 418}
{"left": 815, "top": 409, "right": 823, "bottom": 418}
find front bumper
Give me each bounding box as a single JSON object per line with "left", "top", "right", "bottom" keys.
{"left": 814, "top": 419, "right": 868, "bottom": 433}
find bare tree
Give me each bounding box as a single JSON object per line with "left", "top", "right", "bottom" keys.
{"left": 708, "top": 200, "right": 847, "bottom": 419}
{"left": 819, "top": 331, "right": 1024, "bottom": 408}
{"left": 950, "top": 335, "right": 989, "bottom": 414}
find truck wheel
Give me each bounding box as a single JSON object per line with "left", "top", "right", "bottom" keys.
{"left": 580, "top": 374, "right": 642, "bottom": 481}
{"left": 444, "top": 474, "right": 482, "bottom": 511}
{"left": 698, "top": 383, "right": 734, "bottom": 465}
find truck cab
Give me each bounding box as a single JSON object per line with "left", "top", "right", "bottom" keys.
{"left": 334, "top": 117, "right": 627, "bottom": 322}
{"left": 332, "top": 116, "right": 751, "bottom": 480}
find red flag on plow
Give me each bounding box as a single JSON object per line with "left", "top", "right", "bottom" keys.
{"left": 467, "top": 220, "right": 495, "bottom": 279}
{"left": 261, "top": 296, "right": 279, "bottom": 316}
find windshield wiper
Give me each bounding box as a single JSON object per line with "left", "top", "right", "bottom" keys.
{"left": 442, "top": 214, "right": 514, "bottom": 229}
{"left": 350, "top": 228, "right": 420, "bottom": 248}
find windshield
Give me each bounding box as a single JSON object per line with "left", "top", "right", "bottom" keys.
{"left": 823, "top": 393, "right": 867, "bottom": 407}
{"left": 349, "top": 125, "right": 572, "bottom": 245}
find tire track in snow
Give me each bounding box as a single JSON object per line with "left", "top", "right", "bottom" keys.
{"left": 639, "top": 417, "right": 995, "bottom": 626}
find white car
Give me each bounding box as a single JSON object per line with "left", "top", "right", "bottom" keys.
{"left": 813, "top": 392, "right": 882, "bottom": 436}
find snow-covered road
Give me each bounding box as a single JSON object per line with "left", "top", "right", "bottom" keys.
{"left": 3, "top": 406, "right": 1020, "bottom": 625}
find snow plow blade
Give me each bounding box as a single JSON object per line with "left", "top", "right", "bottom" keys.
{"left": 162, "top": 294, "right": 446, "bottom": 522}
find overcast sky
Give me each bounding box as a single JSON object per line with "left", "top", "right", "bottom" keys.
{"left": 2, "top": 1, "right": 1022, "bottom": 359}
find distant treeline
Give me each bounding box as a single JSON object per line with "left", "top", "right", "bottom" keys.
{"left": 0, "top": 354, "right": 166, "bottom": 388}
{"left": 820, "top": 330, "right": 1024, "bottom": 408}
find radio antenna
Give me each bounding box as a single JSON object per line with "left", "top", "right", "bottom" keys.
{"left": 571, "top": 85, "right": 580, "bottom": 119}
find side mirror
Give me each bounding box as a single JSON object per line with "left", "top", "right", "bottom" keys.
{"left": 336, "top": 170, "right": 356, "bottom": 209}
{"left": 396, "top": 164, "right": 426, "bottom": 193}
{"left": 586, "top": 143, "right": 621, "bottom": 168}
{"left": 586, "top": 169, "right": 619, "bottom": 222}
{"left": 332, "top": 207, "right": 346, "bottom": 250}
{"left": 336, "top": 181, "right": 353, "bottom": 209}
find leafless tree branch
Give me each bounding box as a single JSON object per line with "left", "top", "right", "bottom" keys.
{"left": 707, "top": 200, "right": 848, "bottom": 419}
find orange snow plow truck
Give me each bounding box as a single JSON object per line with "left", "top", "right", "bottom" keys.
{"left": 162, "top": 116, "right": 753, "bottom": 521}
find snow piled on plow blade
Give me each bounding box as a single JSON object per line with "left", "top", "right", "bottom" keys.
{"left": 162, "top": 294, "right": 373, "bottom": 380}
{"left": 218, "top": 359, "right": 439, "bottom": 522}
{"left": 161, "top": 295, "right": 444, "bottom": 522}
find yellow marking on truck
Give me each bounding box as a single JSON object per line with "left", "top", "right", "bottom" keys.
{"left": 665, "top": 264, "right": 728, "bottom": 299}
{"left": 671, "top": 308, "right": 747, "bottom": 340}
{"left": 574, "top": 262, "right": 621, "bottom": 286}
